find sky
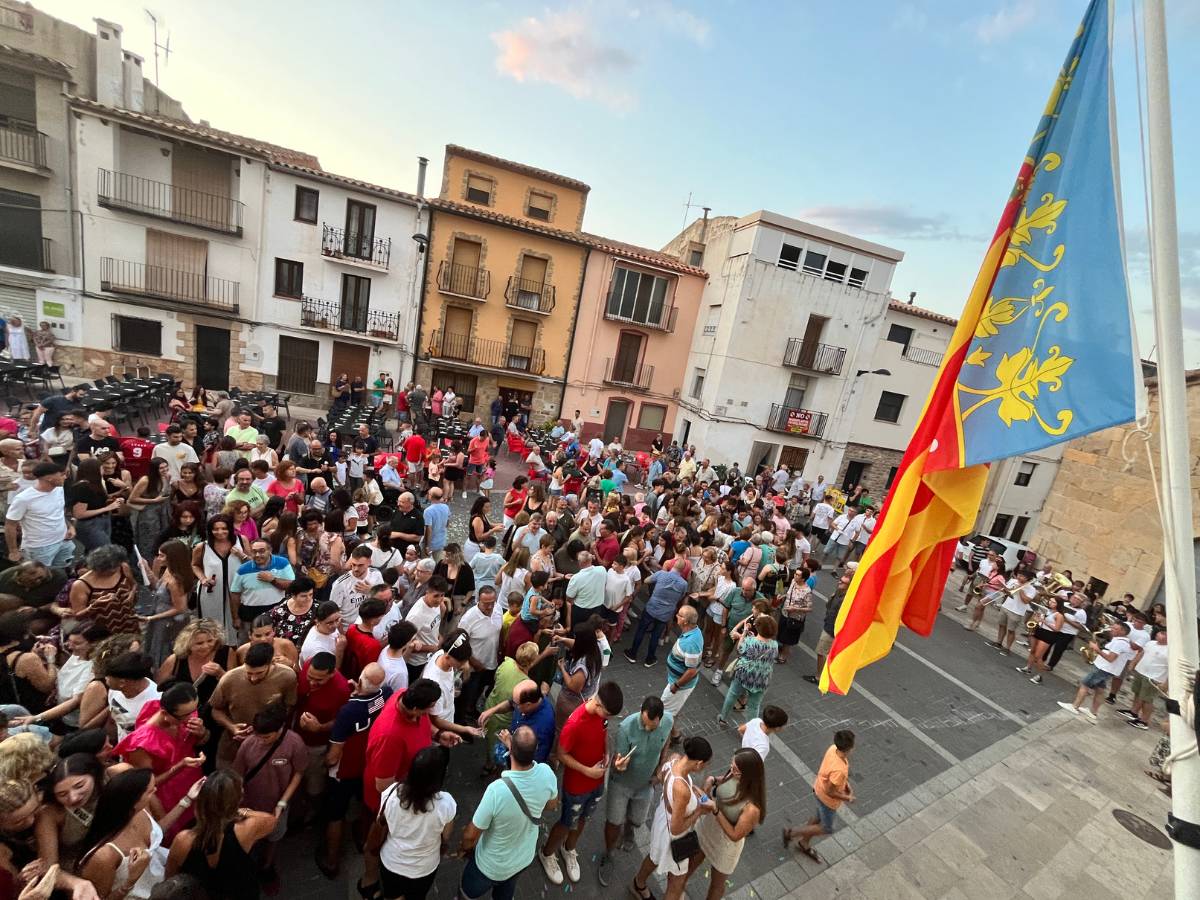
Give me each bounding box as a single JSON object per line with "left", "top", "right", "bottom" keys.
{"left": 37, "top": 0, "right": 1200, "bottom": 365}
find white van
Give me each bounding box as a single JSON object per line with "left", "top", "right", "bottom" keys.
{"left": 961, "top": 533, "right": 1034, "bottom": 574}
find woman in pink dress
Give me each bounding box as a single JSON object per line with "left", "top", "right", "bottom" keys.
{"left": 430, "top": 386, "right": 444, "bottom": 417}
{"left": 114, "top": 681, "right": 207, "bottom": 843}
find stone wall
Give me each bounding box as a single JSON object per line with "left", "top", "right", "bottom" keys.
{"left": 1029, "top": 374, "right": 1200, "bottom": 603}
{"left": 835, "top": 442, "right": 902, "bottom": 502}
{"left": 415, "top": 362, "right": 564, "bottom": 425}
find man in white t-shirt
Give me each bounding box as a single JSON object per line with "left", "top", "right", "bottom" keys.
{"left": 839, "top": 507, "right": 875, "bottom": 566}
{"left": 5, "top": 462, "right": 73, "bottom": 567}
{"left": 1120, "top": 627, "right": 1168, "bottom": 730}
{"left": 809, "top": 475, "right": 828, "bottom": 506}
{"left": 152, "top": 424, "right": 199, "bottom": 483}
{"left": 810, "top": 499, "right": 835, "bottom": 543}
{"left": 822, "top": 512, "right": 851, "bottom": 559}
{"left": 1107, "top": 609, "right": 1152, "bottom": 705}
{"left": 737, "top": 705, "right": 787, "bottom": 761}
{"left": 104, "top": 653, "right": 161, "bottom": 742}
{"left": 403, "top": 577, "right": 447, "bottom": 684}
{"left": 992, "top": 572, "right": 1036, "bottom": 654}
{"left": 458, "top": 586, "right": 503, "bottom": 722}
{"left": 330, "top": 545, "right": 385, "bottom": 625}
{"left": 587, "top": 436, "right": 605, "bottom": 460}
{"left": 956, "top": 550, "right": 999, "bottom": 611}
{"left": 603, "top": 557, "right": 635, "bottom": 631}
{"left": 1057, "top": 622, "right": 1134, "bottom": 722}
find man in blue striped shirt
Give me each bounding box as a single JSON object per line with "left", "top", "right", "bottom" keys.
{"left": 661, "top": 605, "right": 703, "bottom": 743}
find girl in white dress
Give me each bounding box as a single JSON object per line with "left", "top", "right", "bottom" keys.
{"left": 6, "top": 316, "right": 30, "bottom": 360}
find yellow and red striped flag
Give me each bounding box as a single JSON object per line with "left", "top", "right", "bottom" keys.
{"left": 822, "top": 0, "right": 1140, "bottom": 695}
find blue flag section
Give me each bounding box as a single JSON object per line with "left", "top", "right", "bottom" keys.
{"left": 954, "top": 0, "right": 1138, "bottom": 469}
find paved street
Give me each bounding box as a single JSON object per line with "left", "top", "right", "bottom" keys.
{"left": 269, "top": 441, "right": 1173, "bottom": 898}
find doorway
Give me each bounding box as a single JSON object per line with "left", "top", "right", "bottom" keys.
{"left": 603, "top": 398, "right": 631, "bottom": 443}
{"left": 779, "top": 445, "right": 808, "bottom": 472}
{"left": 612, "top": 332, "right": 643, "bottom": 384}
{"left": 195, "top": 326, "right": 230, "bottom": 391}
{"left": 842, "top": 460, "right": 869, "bottom": 492}
{"left": 442, "top": 307, "right": 473, "bottom": 360}
{"left": 330, "top": 340, "right": 371, "bottom": 388}
{"left": 498, "top": 386, "right": 533, "bottom": 425}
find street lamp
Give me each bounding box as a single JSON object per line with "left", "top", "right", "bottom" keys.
{"left": 856, "top": 368, "right": 892, "bottom": 377}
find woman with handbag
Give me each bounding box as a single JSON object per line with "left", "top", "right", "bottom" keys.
{"left": 688, "top": 748, "right": 766, "bottom": 900}
{"left": 630, "top": 736, "right": 715, "bottom": 900}
{"left": 717, "top": 615, "right": 779, "bottom": 726}
{"left": 777, "top": 562, "right": 817, "bottom": 664}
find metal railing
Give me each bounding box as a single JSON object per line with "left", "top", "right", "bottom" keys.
{"left": 299, "top": 295, "right": 400, "bottom": 341}
{"left": 504, "top": 275, "right": 555, "bottom": 314}
{"left": 766, "top": 404, "right": 828, "bottom": 437}
{"left": 783, "top": 339, "right": 847, "bottom": 375}
{"left": 321, "top": 224, "right": 391, "bottom": 269}
{"left": 431, "top": 330, "right": 545, "bottom": 375}
{"left": 902, "top": 344, "right": 944, "bottom": 367}
{"left": 437, "top": 260, "right": 490, "bottom": 300}
{"left": 97, "top": 168, "right": 244, "bottom": 234}
{"left": 0, "top": 120, "right": 46, "bottom": 169}
{"left": 603, "top": 301, "right": 677, "bottom": 332}
{"left": 603, "top": 358, "right": 653, "bottom": 390}
{"left": 40, "top": 237, "right": 52, "bottom": 273}
{"left": 100, "top": 257, "right": 240, "bottom": 312}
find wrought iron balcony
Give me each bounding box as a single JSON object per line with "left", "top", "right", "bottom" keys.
{"left": 97, "top": 168, "right": 244, "bottom": 235}
{"left": 300, "top": 296, "right": 400, "bottom": 341}
{"left": 321, "top": 224, "right": 391, "bottom": 269}
{"left": 504, "top": 275, "right": 555, "bottom": 314}
{"left": 430, "top": 330, "right": 545, "bottom": 375}
{"left": 39, "top": 237, "right": 52, "bottom": 273}
{"left": 0, "top": 236, "right": 52, "bottom": 273}
{"left": 901, "top": 344, "right": 944, "bottom": 367}
{"left": 783, "top": 339, "right": 847, "bottom": 375}
{"left": 603, "top": 301, "right": 677, "bottom": 332}
{"left": 0, "top": 119, "right": 47, "bottom": 170}
{"left": 603, "top": 358, "right": 653, "bottom": 391}
{"left": 437, "top": 261, "right": 490, "bottom": 300}
{"left": 765, "top": 404, "right": 828, "bottom": 437}
{"left": 100, "top": 257, "right": 239, "bottom": 312}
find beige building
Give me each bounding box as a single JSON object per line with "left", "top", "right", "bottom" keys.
{"left": 1029, "top": 369, "right": 1200, "bottom": 607}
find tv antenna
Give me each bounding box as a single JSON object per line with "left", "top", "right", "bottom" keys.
{"left": 681, "top": 192, "right": 707, "bottom": 231}
{"left": 145, "top": 10, "right": 172, "bottom": 86}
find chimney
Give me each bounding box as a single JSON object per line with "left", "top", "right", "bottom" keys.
{"left": 416, "top": 157, "right": 429, "bottom": 199}
{"left": 122, "top": 51, "right": 144, "bottom": 112}
{"left": 908, "top": 291, "right": 917, "bottom": 305}
{"left": 699, "top": 207, "right": 711, "bottom": 243}
{"left": 94, "top": 19, "right": 124, "bottom": 106}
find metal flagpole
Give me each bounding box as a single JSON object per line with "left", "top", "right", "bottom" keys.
{"left": 1141, "top": 1, "right": 1200, "bottom": 893}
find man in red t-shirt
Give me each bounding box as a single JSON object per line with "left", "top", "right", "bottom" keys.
{"left": 593, "top": 521, "right": 621, "bottom": 567}
{"left": 342, "top": 597, "right": 385, "bottom": 680}
{"left": 119, "top": 427, "right": 156, "bottom": 482}
{"left": 361, "top": 678, "right": 458, "bottom": 813}
{"left": 402, "top": 430, "right": 426, "bottom": 489}
{"left": 295, "top": 653, "right": 351, "bottom": 808}
{"left": 536, "top": 681, "right": 624, "bottom": 885}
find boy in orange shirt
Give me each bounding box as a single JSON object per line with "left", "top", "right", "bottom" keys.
{"left": 784, "top": 729, "right": 855, "bottom": 863}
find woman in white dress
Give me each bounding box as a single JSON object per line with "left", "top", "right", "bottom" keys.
{"left": 6, "top": 316, "right": 30, "bottom": 360}
{"left": 689, "top": 748, "right": 766, "bottom": 900}
{"left": 191, "top": 514, "right": 249, "bottom": 644}
{"left": 631, "top": 736, "right": 715, "bottom": 900}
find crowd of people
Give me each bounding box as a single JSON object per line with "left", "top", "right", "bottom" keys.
{"left": 0, "top": 375, "right": 1167, "bottom": 899}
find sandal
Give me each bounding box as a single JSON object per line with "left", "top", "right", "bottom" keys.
{"left": 356, "top": 880, "right": 382, "bottom": 900}
{"left": 796, "top": 843, "right": 823, "bottom": 865}
{"left": 629, "top": 878, "right": 656, "bottom": 900}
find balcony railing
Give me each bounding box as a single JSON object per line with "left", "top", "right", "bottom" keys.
{"left": 321, "top": 224, "right": 391, "bottom": 269}
{"left": 39, "top": 237, "right": 52, "bottom": 273}
{"left": 603, "top": 301, "right": 677, "bottom": 333}
{"left": 431, "top": 330, "right": 545, "bottom": 375}
{"left": 97, "top": 168, "right": 244, "bottom": 235}
{"left": 783, "top": 339, "right": 847, "bottom": 375}
{"left": 300, "top": 296, "right": 400, "bottom": 341}
{"left": 902, "top": 344, "right": 944, "bottom": 367}
{"left": 766, "top": 404, "right": 828, "bottom": 438}
{"left": 504, "top": 275, "right": 555, "bottom": 314}
{"left": 437, "top": 260, "right": 490, "bottom": 300}
{"left": 100, "top": 257, "right": 239, "bottom": 312}
{"left": 604, "top": 358, "right": 653, "bottom": 390}
{"left": 0, "top": 119, "right": 47, "bottom": 169}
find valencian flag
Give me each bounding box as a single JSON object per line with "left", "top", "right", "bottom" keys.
{"left": 822, "top": 0, "right": 1141, "bottom": 695}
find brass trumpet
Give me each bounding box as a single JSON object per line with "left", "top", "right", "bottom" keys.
{"left": 1079, "top": 626, "right": 1114, "bottom": 663}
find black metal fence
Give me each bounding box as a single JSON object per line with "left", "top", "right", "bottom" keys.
{"left": 300, "top": 296, "right": 400, "bottom": 341}
{"left": 433, "top": 331, "right": 545, "bottom": 375}
{"left": 321, "top": 224, "right": 391, "bottom": 268}
{"left": 603, "top": 301, "right": 677, "bottom": 332}
{"left": 604, "top": 357, "right": 653, "bottom": 390}
{"left": 783, "top": 339, "right": 847, "bottom": 375}
{"left": 0, "top": 121, "right": 46, "bottom": 169}
{"left": 100, "top": 257, "right": 240, "bottom": 312}
{"left": 505, "top": 275, "right": 556, "bottom": 313}
{"left": 437, "top": 261, "right": 490, "bottom": 300}
{"left": 98, "top": 168, "right": 244, "bottom": 234}
{"left": 766, "top": 404, "right": 828, "bottom": 437}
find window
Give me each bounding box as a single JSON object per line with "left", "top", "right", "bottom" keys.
{"left": 990, "top": 514, "right": 1014, "bottom": 539}
{"left": 1014, "top": 461, "right": 1037, "bottom": 487}
{"left": 277, "top": 336, "right": 319, "bottom": 393}
{"left": 690, "top": 367, "right": 705, "bottom": 400}
{"left": 0, "top": 188, "right": 42, "bottom": 270}
{"left": 526, "top": 191, "right": 553, "bottom": 221}
{"left": 802, "top": 251, "right": 826, "bottom": 276}
{"left": 778, "top": 243, "right": 801, "bottom": 270}
{"left": 113, "top": 315, "right": 161, "bottom": 355}
{"left": 345, "top": 200, "right": 377, "bottom": 257}
{"left": 783, "top": 373, "right": 809, "bottom": 410}
{"left": 466, "top": 174, "right": 493, "bottom": 205}
{"left": 294, "top": 186, "right": 318, "bottom": 223}
{"left": 432, "top": 369, "right": 477, "bottom": 412}
{"left": 340, "top": 274, "right": 371, "bottom": 332}
{"left": 637, "top": 403, "right": 667, "bottom": 432}
{"left": 274, "top": 259, "right": 303, "bottom": 298}
{"left": 688, "top": 248, "right": 704, "bottom": 267}
{"left": 885, "top": 466, "right": 899, "bottom": 489}
{"left": 848, "top": 267, "right": 869, "bottom": 288}
{"left": 606, "top": 266, "right": 670, "bottom": 327}
{"left": 875, "top": 390, "right": 906, "bottom": 423}
{"left": 824, "top": 260, "right": 847, "bottom": 283}
{"left": 887, "top": 324, "right": 913, "bottom": 351}
{"left": 1086, "top": 576, "right": 1109, "bottom": 599}
{"left": 611, "top": 332, "right": 644, "bottom": 384}
{"left": 507, "top": 320, "right": 538, "bottom": 371}
{"left": 1010, "top": 516, "right": 1030, "bottom": 544}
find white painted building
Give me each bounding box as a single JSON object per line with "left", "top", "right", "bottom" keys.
{"left": 664, "top": 210, "right": 904, "bottom": 482}
{"left": 974, "top": 447, "right": 1064, "bottom": 546}
{"left": 254, "top": 163, "right": 424, "bottom": 405}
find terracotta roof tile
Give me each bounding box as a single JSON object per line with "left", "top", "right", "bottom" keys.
{"left": 579, "top": 232, "right": 707, "bottom": 277}
{"left": 268, "top": 162, "right": 419, "bottom": 205}
{"left": 67, "top": 96, "right": 321, "bottom": 168}
{"left": 446, "top": 144, "right": 590, "bottom": 192}
{"left": 888, "top": 300, "right": 958, "bottom": 326}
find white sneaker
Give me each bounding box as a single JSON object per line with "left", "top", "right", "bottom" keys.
{"left": 561, "top": 847, "right": 581, "bottom": 883}
{"left": 710, "top": 671, "right": 723, "bottom": 686}
{"left": 1082, "top": 710, "right": 1099, "bottom": 723}
{"left": 538, "top": 849, "right": 564, "bottom": 885}
{"left": 1056, "top": 702, "right": 1079, "bottom": 715}
{"left": 954, "top": 604, "right": 968, "bottom": 612}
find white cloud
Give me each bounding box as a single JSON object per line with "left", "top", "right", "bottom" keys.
{"left": 797, "top": 204, "right": 981, "bottom": 242}
{"left": 973, "top": 0, "right": 1038, "bottom": 44}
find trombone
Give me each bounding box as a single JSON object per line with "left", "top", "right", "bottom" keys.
{"left": 1077, "top": 612, "right": 1121, "bottom": 663}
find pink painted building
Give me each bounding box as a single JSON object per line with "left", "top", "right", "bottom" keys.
{"left": 562, "top": 237, "right": 706, "bottom": 450}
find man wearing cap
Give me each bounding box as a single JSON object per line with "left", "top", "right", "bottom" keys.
{"left": 5, "top": 461, "right": 73, "bottom": 566}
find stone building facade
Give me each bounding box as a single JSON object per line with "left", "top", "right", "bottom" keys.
{"left": 1028, "top": 370, "right": 1200, "bottom": 606}
{"left": 834, "top": 442, "right": 902, "bottom": 502}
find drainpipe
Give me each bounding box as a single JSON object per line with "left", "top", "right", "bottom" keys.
{"left": 408, "top": 156, "right": 431, "bottom": 385}
{"left": 558, "top": 246, "right": 591, "bottom": 424}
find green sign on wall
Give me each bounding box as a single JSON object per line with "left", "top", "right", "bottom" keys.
{"left": 42, "top": 301, "right": 65, "bottom": 318}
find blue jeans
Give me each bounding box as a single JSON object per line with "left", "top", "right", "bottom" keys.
{"left": 460, "top": 854, "right": 517, "bottom": 900}
{"left": 24, "top": 539, "right": 75, "bottom": 569}
{"left": 628, "top": 612, "right": 669, "bottom": 663}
